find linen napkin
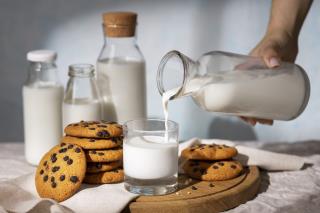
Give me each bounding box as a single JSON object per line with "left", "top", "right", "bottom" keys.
{"left": 0, "top": 138, "right": 305, "bottom": 213}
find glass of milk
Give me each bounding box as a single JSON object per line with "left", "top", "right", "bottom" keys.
{"left": 123, "top": 119, "right": 179, "bottom": 195}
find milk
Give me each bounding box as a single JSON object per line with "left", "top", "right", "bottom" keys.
{"left": 97, "top": 59, "right": 146, "bottom": 123}
{"left": 23, "top": 85, "right": 63, "bottom": 165}
{"left": 162, "top": 68, "right": 308, "bottom": 121}
{"left": 123, "top": 136, "right": 178, "bottom": 180}
{"left": 63, "top": 99, "right": 101, "bottom": 128}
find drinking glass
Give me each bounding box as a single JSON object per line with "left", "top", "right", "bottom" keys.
{"left": 123, "top": 119, "right": 179, "bottom": 195}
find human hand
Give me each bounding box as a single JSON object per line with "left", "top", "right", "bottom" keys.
{"left": 241, "top": 31, "right": 298, "bottom": 126}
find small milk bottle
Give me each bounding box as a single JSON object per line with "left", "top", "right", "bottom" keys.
{"left": 97, "top": 12, "right": 146, "bottom": 123}
{"left": 63, "top": 64, "right": 101, "bottom": 128}
{"left": 23, "top": 50, "right": 64, "bottom": 165}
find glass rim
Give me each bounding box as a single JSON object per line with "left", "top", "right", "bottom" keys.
{"left": 68, "top": 63, "right": 94, "bottom": 77}
{"left": 123, "top": 118, "right": 179, "bottom": 133}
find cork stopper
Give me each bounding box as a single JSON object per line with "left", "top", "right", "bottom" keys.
{"left": 103, "top": 12, "right": 137, "bottom": 37}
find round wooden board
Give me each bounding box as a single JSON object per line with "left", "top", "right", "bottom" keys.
{"left": 127, "top": 166, "right": 260, "bottom": 213}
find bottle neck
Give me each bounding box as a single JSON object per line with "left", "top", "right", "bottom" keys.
{"left": 104, "top": 36, "right": 137, "bottom": 46}
{"left": 26, "top": 61, "right": 59, "bottom": 87}
{"left": 157, "top": 50, "right": 198, "bottom": 99}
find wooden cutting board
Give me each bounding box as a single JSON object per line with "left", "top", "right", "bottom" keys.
{"left": 126, "top": 166, "right": 260, "bottom": 213}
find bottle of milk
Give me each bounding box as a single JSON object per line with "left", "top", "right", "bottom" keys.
{"left": 63, "top": 64, "right": 101, "bottom": 128}
{"left": 157, "top": 50, "right": 310, "bottom": 121}
{"left": 97, "top": 12, "right": 146, "bottom": 124}
{"left": 23, "top": 50, "right": 63, "bottom": 165}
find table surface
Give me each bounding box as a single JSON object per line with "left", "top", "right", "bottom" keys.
{"left": 1, "top": 141, "right": 320, "bottom": 213}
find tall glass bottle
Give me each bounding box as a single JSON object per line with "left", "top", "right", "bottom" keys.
{"left": 63, "top": 64, "right": 101, "bottom": 128}
{"left": 97, "top": 12, "right": 146, "bottom": 123}
{"left": 23, "top": 50, "right": 63, "bottom": 165}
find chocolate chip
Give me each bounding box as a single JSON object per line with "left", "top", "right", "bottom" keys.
{"left": 89, "top": 128, "right": 95, "bottom": 130}
{"left": 192, "top": 168, "right": 199, "bottom": 173}
{"left": 52, "top": 166, "right": 60, "bottom": 172}
{"left": 63, "top": 156, "right": 69, "bottom": 161}
{"left": 51, "top": 154, "right": 57, "bottom": 163}
{"left": 59, "top": 148, "right": 68, "bottom": 153}
{"left": 200, "top": 168, "right": 207, "bottom": 175}
{"left": 231, "top": 165, "right": 237, "bottom": 169}
{"left": 43, "top": 161, "right": 47, "bottom": 166}
{"left": 97, "top": 124, "right": 107, "bottom": 128}
{"left": 218, "top": 146, "right": 223, "bottom": 149}
{"left": 191, "top": 186, "right": 197, "bottom": 190}
{"left": 51, "top": 182, "right": 57, "bottom": 188}
{"left": 209, "top": 183, "right": 215, "bottom": 187}
{"left": 190, "top": 148, "right": 195, "bottom": 152}
{"left": 43, "top": 175, "right": 48, "bottom": 182}
{"left": 67, "top": 144, "right": 74, "bottom": 149}
{"left": 97, "top": 130, "right": 110, "bottom": 138}
{"left": 89, "top": 139, "right": 95, "bottom": 142}
{"left": 193, "top": 161, "right": 200, "bottom": 166}
{"left": 40, "top": 169, "right": 44, "bottom": 175}
{"left": 200, "top": 147, "right": 205, "bottom": 150}
{"left": 60, "top": 143, "right": 66, "bottom": 147}
{"left": 218, "top": 162, "right": 224, "bottom": 166}
{"left": 98, "top": 152, "right": 104, "bottom": 156}
{"left": 67, "top": 159, "right": 73, "bottom": 165}
{"left": 70, "top": 176, "right": 79, "bottom": 183}
{"left": 209, "top": 145, "right": 214, "bottom": 148}
{"left": 75, "top": 148, "right": 81, "bottom": 153}
{"left": 91, "top": 150, "right": 97, "bottom": 154}
{"left": 212, "top": 165, "right": 219, "bottom": 169}
{"left": 60, "top": 175, "right": 65, "bottom": 181}
{"left": 51, "top": 176, "right": 55, "bottom": 182}
{"left": 199, "top": 144, "right": 206, "bottom": 147}
{"left": 96, "top": 163, "right": 102, "bottom": 169}
{"left": 73, "top": 124, "right": 79, "bottom": 126}
{"left": 114, "top": 169, "right": 119, "bottom": 173}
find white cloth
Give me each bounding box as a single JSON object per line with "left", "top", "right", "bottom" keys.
{"left": 0, "top": 140, "right": 318, "bottom": 213}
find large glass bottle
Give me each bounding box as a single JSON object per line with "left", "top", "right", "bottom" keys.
{"left": 157, "top": 50, "right": 310, "bottom": 121}
{"left": 23, "top": 50, "right": 63, "bottom": 165}
{"left": 63, "top": 64, "right": 101, "bottom": 128}
{"left": 97, "top": 12, "right": 146, "bottom": 123}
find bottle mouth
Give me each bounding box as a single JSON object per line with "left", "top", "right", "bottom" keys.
{"left": 157, "top": 50, "right": 189, "bottom": 99}
{"left": 68, "top": 64, "right": 95, "bottom": 77}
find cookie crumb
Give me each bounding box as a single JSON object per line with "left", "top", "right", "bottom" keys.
{"left": 187, "top": 191, "right": 191, "bottom": 195}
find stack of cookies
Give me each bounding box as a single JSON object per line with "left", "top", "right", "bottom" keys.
{"left": 35, "top": 121, "right": 124, "bottom": 202}
{"left": 62, "top": 121, "right": 124, "bottom": 184}
{"left": 181, "top": 144, "right": 243, "bottom": 181}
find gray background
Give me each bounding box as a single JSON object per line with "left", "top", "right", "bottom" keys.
{"left": 1, "top": 0, "right": 320, "bottom": 142}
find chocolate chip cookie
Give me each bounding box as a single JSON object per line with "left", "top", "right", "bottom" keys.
{"left": 84, "top": 168, "right": 124, "bottom": 184}
{"left": 64, "top": 121, "right": 122, "bottom": 139}
{"left": 181, "top": 144, "right": 238, "bottom": 160}
{"left": 85, "top": 148, "right": 123, "bottom": 162}
{"left": 86, "top": 161, "right": 122, "bottom": 173}
{"left": 183, "top": 160, "right": 243, "bottom": 181}
{"left": 61, "top": 136, "right": 123, "bottom": 150}
{"left": 35, "top": 143, "right": 86, "bottom": 202}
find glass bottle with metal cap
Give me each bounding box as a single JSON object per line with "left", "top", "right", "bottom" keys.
{"left": 23, "top": 49, "right": 64, "bottom": 165}
{"left": 63, "top": 64, "right": 102, "bottom": 128}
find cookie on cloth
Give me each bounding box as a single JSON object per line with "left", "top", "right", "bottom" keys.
{"left": 85, "top": 148, "right": 123, "bottom": 163}
{"left": 181, "top": 144, "right": 237, "bottom": 160}
{"left": 61, "top": 136, "right": 122, "bottom": 150}
{"left": 64, "top": 121, "right": 122, "bottom": 139}
{"left": 86, "top": 161, "right": 122, "bottom": 173}
{"left": 183, "top": 160, "right": 243, "bottom": 181}
{"left": 84, "top": 168, "right": 124, "bottom": 184}
{"left": 35, "top": 143, "right": 86, "bottom": 202}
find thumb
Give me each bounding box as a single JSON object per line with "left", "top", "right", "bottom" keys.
{"left": 262, "top": 47, "right": 281, "bottom": 68}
